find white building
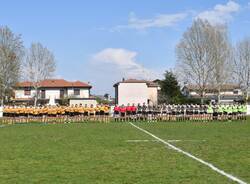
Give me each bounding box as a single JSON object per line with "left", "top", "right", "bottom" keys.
{"left": 13, "top": 79, "right": 97, "bottom": 106}
{"left": 182, "top": 84, "right": 244, "bottom": 104}
{"left": 113, "top": 79, "right": 160, "bottom": 106}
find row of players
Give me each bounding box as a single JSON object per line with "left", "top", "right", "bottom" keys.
{"left": 114, "top": 103, "right": 247, "bottom": 115}
{"left": 3, "top": 104, "right": 110, "bottom": 116}
{"left": 1, "top": 103, "right": 247, "bottom": 123}
{"left": 2, "top": 104, "right": 111, "bottom": 124}
{"left": 113, "top": 103, "right": 248, "bottom": 121}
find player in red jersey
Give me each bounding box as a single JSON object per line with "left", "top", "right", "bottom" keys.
{"left": 126, "top": 103, "right": 132, "bottom": 121}
{"left": 119, "top": 104, "right": 126, "bottom": 121}
{"left": 131, "top": 103, "right": 137, "bottom": 121}
{"left": 113, "top": 105, "right": 120, "bottom": 122}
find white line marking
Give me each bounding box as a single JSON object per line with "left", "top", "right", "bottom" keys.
{"left": 126, "top": 139, "right": 206, "bottom": 143}
{"left": 126, "top": 139, "right": 159, "bottom": 142}
{"left": 129, "top": 122, "right": 247, "bottom": 184}
{"left": 167, "top": 139, "right": 206, "bottom": 142}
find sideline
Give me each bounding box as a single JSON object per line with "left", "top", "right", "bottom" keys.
{"left": 129, "top": 122, "right": 247, "bottom": 184}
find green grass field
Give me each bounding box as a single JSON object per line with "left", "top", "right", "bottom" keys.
{"left": 0, "top": 121, "right": 249, "bottom": 184}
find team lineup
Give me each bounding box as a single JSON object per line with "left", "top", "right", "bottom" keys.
{"left": 1, "top": 103, "right": 247, "bottom": 124}
{"left": 1, "top": 1, "right": 250, "bottom": 184}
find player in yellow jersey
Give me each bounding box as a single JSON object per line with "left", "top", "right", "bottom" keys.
{"left": 83, "top": 104, "right": 89, "bottom": 122}
{"left": 18, "top": 106, "right": 25, "bottom": 123}
{"left": 78, "top": 104, "right": 84, "bottom": 122}
{"left": 104, "top": 105, "right": 110, "bottom": 123}
{"left": 13, "top": 106, "right": 19, "bottom": 123}
{"left": 32, "top": 106, "right": 39, "bottom": 123}
{"left": 95, "top": 105, "right": 101, "bottom": 121}
{"left": 69, "top": 104, "right": 75, "bottom": 116}
{"left": 99, "top": 104, "right": 105, "bottom": 122}
{"left": 67, "top": 104, "right": 75, "bottom": 123}
{"left": 55, "top": 105, "right": 63, "bottom": 123}
{"left": 8, "top": 106, "right": 14, "bottom": 124}
{"left": 3, "top": 106, "right": 12, "bottom": 124}
{"left": 40, "top": 106, "right": 47, "bottom": 123}
{"left": 89, "top": 104, "right": 95, "bottom": 121}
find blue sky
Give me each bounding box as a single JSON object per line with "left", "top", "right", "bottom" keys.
{"left": 0, "top": 0, "right": 250, "bottom": 95}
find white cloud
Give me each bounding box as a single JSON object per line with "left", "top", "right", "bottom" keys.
{"left": 92, "top": 48, "right": 160, "bottom": 80}
{"left": 197, "top": 1, "right": 240, "bottom": 25}
{"left": 113, "top": 12, "right": 187, "bottom": 31}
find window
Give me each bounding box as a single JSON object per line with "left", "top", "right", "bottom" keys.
{"left": 24, "top": 89, "right": 31, "bottom": 96}
{"left": 60, "top": 89, "right": 65, "bottom": 98}
{"left": 233, "top": 90, "right": 238, "bottom": 95}
{"left": 74, "top": 89, "right": 80, "bottom": 96}
{"left": 41, "top": 90, "right": 45, "bottom": 99}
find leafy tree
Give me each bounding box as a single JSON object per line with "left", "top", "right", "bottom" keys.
{"left": 158, "top": 71, "right": 184, "bottom": 104}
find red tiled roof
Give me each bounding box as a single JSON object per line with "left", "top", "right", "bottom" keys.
{"left": 16, "top": 79, "right": 92, "bottom": 88}
{"left": 113, "top": 78, "right": 159, "bottom": 87}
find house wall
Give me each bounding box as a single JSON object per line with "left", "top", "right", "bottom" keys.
{"left": 45, "top": 89, "right": 60, "bottom": 99}
{"left": 80, "top": 89, "right": 89, "bottom": 98}
{"left": 67, "top": 88, "right": 89, "bottom": 98}
{"left": 69, "top": 99, "right": 97, "bottom": 106}
{"left": 147, "top": 87, "right": 158, "bottom": 105}
{"left": 116, "top": 83, "right": 158, "bottom": 106}
{"left": 189, "top": 89, "right": 243, "bottom": 97}
{"left": 117, "top": 83, "right": 148, "bottom": 105}
{"left": 14, "top": 88, "right": 90, "bottom": 99}
{"left": 15, "top": 89, "right": 36, "bottom": 99}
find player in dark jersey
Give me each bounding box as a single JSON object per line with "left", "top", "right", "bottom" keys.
{"left": 142, "top": 103, "right": 147, "bottom": 121}
{"left": 147, "top": 104, "right": 153, "bottom": 122}
{"left": 137, "top": 103, "right": 142, "bottom": 121}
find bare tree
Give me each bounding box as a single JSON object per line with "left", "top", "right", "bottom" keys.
{"left": 23, "top": 43, "right": 56, "bottom": 106}
{"left": 176, "top": 19, "right": 216, "bottom": 104}
{"left": 209, "top": 26, "right": 232, "bottom": 103}
{"left": 0, "top": 26, "right": 24, "bottom": 105}
{"left": 233, "top": 37, "right": 250, "bottom": 101}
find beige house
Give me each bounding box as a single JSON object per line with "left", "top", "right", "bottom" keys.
{"left": 113, "top": 79, "right": 160, "bottom": 106}
{"left": 182, "top": 84, "right": 244, "bottom": 103}
{"left": 13, "top": 79, "right": 97, "bottom": 106}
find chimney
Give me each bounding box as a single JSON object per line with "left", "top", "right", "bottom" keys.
{"left": 122, "top": 78, "right": 125, "bottom": 82}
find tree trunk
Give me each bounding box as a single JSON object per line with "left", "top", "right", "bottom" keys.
{"left": 1, "top": 89, "right": 5, "bottom": 106}
{"left": 34, "top": 87, "right": 38, "bottom": 106}
{"left": 200, "top": 92, "right": 204, "bottom": 104}
{"left": 217, "top": 87, "right": 221, "bottom": 104}
{"left": 34, "top": 96, "right": 38, "bottom": 107}
{"left": 246, "top": 87, "right": 249, "bottom": 105}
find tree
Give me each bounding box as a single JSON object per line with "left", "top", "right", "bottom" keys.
{"left": 23, "top": 43, "right": 56, "bottom": 106}
{"left": 104, "top": 93, "right": 110, "bottom": 100}
{"left": 176, "top": 19, "right": 231, "bottom": 104}
{"left": 158, "top": 71, "right": 184, "bottom": 104}
{"left": 0, "top": 26, "right": 24, "bottom": 105}
{"left": 233, "top": 37, "right": 250, "bottom": 101}
{"left": 209, "top": 26, "right": 232, "bottom": 103}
